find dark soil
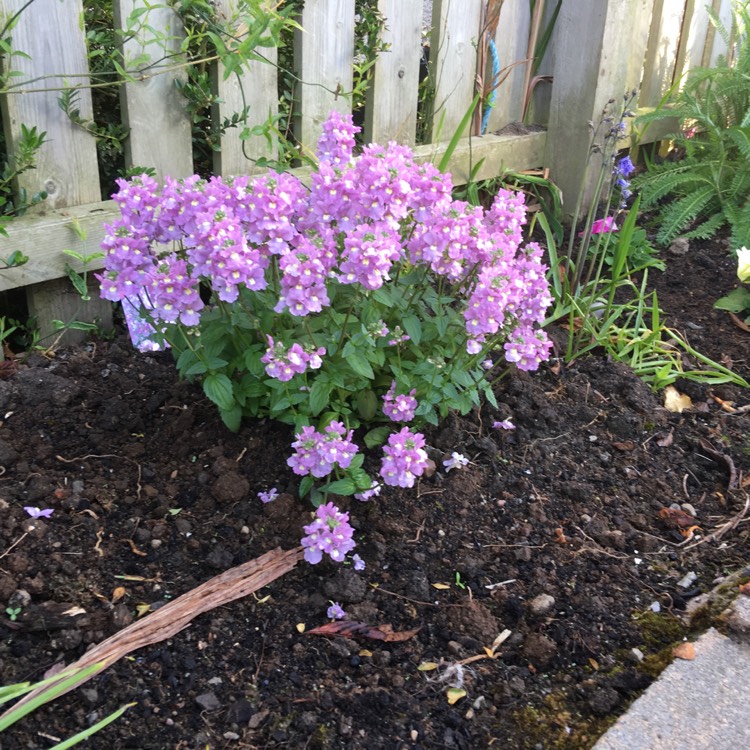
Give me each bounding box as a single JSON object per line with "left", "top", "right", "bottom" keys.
{"left": 1, "top": 236, "right": 748, "bottom": 750}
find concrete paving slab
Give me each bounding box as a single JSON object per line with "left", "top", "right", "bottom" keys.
{"left": 594, "top": 627, "right": 750, "bottom": 750}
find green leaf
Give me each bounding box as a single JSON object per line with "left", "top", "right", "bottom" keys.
{"left": 714, "top": 287, "right": 750, "bottom": 313}
{"left": 309, "top": 378, "right": 333, "bottom": 416}
{"left": 203, "top": 373, "right": 235, "bottom": 412}
{"left": 356, "top": 389, "right": 378, "bottom": 420}
{"left": 219, "top": 403, "right": 242, "bottom": 433}
{"left": 348, "top": 453, "right": 365, "bottom": 471}
{"left": 64, "top": 263, "right": 88, "bottom": 298}
{"left": 348, "top": 351, "right": 374, "bottom": 379}
{"left": 299, "top": 475, "right": 315, "bottom": 498}
{"left": 402, "top": 315, "right": 422, "bottom": 345}
{"left": 364, "top": 425, "right": 392, "bottom": 449}
{"left": 323, "top": 478, "right": 357, "bottom": 496}
{"left": 184, "top": 360, "right": 208, "bottom": 376}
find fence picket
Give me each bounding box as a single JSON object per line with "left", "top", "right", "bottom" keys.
{"left": 0, "top": 0, "right": 100, "bottom": 208}
{"left": 640, "top": 0, "right": 687, "bottom": 107}
{"left": 294, "top": 0, "right": 355, "bottom": 156}
{"left": 212, "top": 0, "right": 279, "bottom": 176}
{"left": 429, "top": 0, "right": 482, "bottom": 142}
{"left": 364, "top": 0, "right": 422, "bottom": 146}
{"left": 487, "top": 0, "right": 531, "bottom": 131}
{"left": 114, "top": 0, "right": 193, "bottom": 181}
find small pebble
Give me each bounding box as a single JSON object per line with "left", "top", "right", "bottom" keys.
{"left": 677, "top": 571, "right": 698, "bottom": 589}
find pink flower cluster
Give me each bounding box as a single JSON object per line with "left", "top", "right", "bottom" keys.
{"left": 261, "top": 336, "right": 325, "bottom": 382}
{"left": 301, "top": 502, "right": 356, "bottom": 564}
{"left": 379, "top": 427, "right": 430, "bottom": 488}
{"left": 101, "top": 110, "right": 552, "bottom": 370}
{"left": 382, "top": 381, "right": 418, "bottom": 422}
{"left": 288, "top": 422, "right": 358, "bottom": 478}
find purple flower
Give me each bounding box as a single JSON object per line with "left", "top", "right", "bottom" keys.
{"left": 379, "top": 428, "right": 430, "bottom": 488}
{"left": 327, "top": 601, "right": 347, "bottom": 620}
{"left": 354, "top": 482, "right": 382, "bottom": 502}
{"left": 24, "top": 507, "right": 54, "bottom": 519}
{"left": 301, "top": 502, "right": 356, "bottom": 564}
{"left": 258, "top": 487, "right": 279, "bottom": 504}
{"left": 352, "top": 554, "right": 366, "bottom": 571}
{"left": 617, "top": 155, "right": 635, "bottom": 177}
{"left": 443, "top": 452, "right": 469, "bottom": 472}
{"left": 382, "top": 381, "right": 418, "bottom": 423}
{"left": 493, "top": 420, "right": 516, "bottom": 431}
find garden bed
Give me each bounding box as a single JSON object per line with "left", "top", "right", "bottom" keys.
{"left": 0, "top": 233, "right": 748, "bottom": 749}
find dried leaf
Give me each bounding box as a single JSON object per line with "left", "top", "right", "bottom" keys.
{"left": 418, "top": 662, "right": 439, "bottom": 671}
{"left": 296, "top": 623, "right": 305, "bottom": 633}
{"left": 611, "top": 441, "right": 635, "bottom": 452}
{"left": 61, "top": 606, "right": 87, "bottom": 617}
{"left": 664, "top": 386, "right": 692, "bottom": 413}
{"left": 112, "top": 587, "right": 127, "bottom": 603}
{"left": 588, "top": 658, "right": 600, "bottom": 671}
{"left": 446, "top": 688, "right": 466, "bottom": 705}
{"left": 359, "top": 649, "right": 373, "bottom": 658}
{"left": 658, "top": 507, "right": 697, "bottom": 528}
{"left": 306, "top": 621, "right": 421, "bottom": 642}
{"left": 672, "top": 642, "right": 695, "bottom": 660}
{"left": 739, "top": 582, "right": 750, "bottom": 597}
{"left": 432, "top": 583, "right": 451, "bottom": 590}
{"left": 135, "top": 603, "right": 151, "bottom": 618}
{"left": 656, "top": 430, "right": 674, "bottom": 447}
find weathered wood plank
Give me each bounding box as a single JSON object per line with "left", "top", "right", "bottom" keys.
{"left": 640, "top": 0, "right": 687, "bottom": 107}
{"left": 545, "top": 0, "right": 656, "bottom": 215}
{"left": 0, "top": 0, "right": 100, "bottom": 208}
{"left": 212, "top": 0, "right": 279, "bottom": 176}
{"left": 429, "top": 0, "right": 482, "bottom": 141}
{"left": 364, "top": 0, "right": 422, "bottom": 146}
{"left": 704, "top": 0, "right": 733, "bottom": 67}
{"left": 0, "top": 131, "right": 548, "bottom": 293}
{"left": 294, "top": 0, "right": 355, "bottom": 156}
{"left": 114, "top": 0, "right": 193, "bottom": 180}
{"left": 487, "top": 0, "right": 530, "bottom": 131}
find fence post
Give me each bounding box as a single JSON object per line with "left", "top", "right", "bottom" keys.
{"left": 294, "top": 0, "right": 355, "bottom": 156}
{"left": 0, "top": 0, "right": 111, "bottom": 345}
{"left": 429, "top": 0, "right": 483, "bottom": 142}
{"left": 114, "top": 0, "right": 193, "bottom": 181}
{"left": 544, "top": 0, "right": 655, "bottom": 217}
{"left": 364, "top": 0, "right": 422, "bottom": 146}
{"left": 212, "top": 0, "right": 279, "bottom": 176}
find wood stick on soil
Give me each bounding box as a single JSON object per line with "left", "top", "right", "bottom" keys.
{"left": 0, "top": 546, "right": 303, "bottom": 722}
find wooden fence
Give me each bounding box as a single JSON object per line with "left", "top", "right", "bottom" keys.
{"left": 0, "top": 0, "right": 737, "bottom": 342}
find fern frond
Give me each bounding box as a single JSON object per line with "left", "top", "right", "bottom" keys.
{"left": 633, "top": 160, "right": 717, "bottom": 206}
{"left": 655, "top": 185, "right": 717, "bottom": 245}
{"left": 680, "top": 212, "right": 726, "bottom": 241}
{"left": 727, "top": 125, "right": 750, "bottom": 159}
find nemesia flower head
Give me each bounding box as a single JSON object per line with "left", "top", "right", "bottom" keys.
{"left": 354, "top": 482, "right": 382, "bottom": 502}
{"left": 493, "top": 419, "right": 515, "bottom": 431}
{"left": 443, "top": 452, "right": 469, "bottom": 472}
{"left": 352, "top": 554, "right": 366, "bottom": 571}
{"left": 288, "top": 423, "right": 358, "bottom": 478}
{"left": 24, "top": 507, "right": 54, "bottom": 519}
{"left": 301, "top": 502, "right": 356, "bottom": 564}
{"left": 379, "top": 428, "right": 430, "bottom": 488}
{"left": 382, "top": 381, "right": 418, "bottom": 423}
{"left": 327, "top": 601, "right": 347, "bottom": 620}
{"left": 258, "top": 487, "right": 279, "bottom": 504}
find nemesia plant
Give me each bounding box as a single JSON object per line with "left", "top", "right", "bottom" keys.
{"left": 99, "top": 111, "right": 553, "bottom": 563}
